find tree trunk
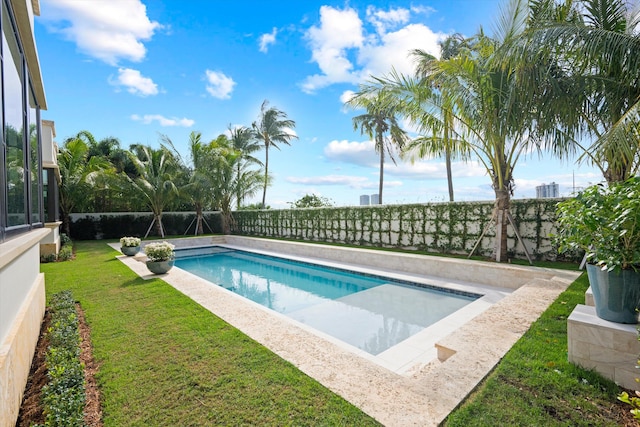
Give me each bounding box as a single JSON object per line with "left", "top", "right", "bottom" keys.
{"left": 62, "top": 211, "right": 71, "bottom": 237}
{"left": 262, "top": 145, "right": 269, "bottom": 208}
{"left": 494, "top": 188, "right": 510, "bottom": 262}
{"left": 378, "top": 138, "right": 384, "bottom": 205}
{"left": 155, "top": 212, "right": 164, "bottom": 237}
{"left": 195, "top": 205, "right": 203, "bottom": 235}
{"left": 445, "top": 147, "right": 454, "bottom": 202}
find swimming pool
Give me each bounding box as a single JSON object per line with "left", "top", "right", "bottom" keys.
{"left": 174, "top": 246, "right": 479, "bottom": 355}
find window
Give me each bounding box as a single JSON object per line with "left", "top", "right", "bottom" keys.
{"left": 0, "top": 0, "right": 43, "bottom": 241}
{"left": 29, "top": 88, "right": 41, "bottom": 224}
{"left": 3, "top": 12, "right": 26, "bottom": 227}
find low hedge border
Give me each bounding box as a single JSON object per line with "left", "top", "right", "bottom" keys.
{"left": 36, "top": 290, "right": 86, "bottom": 427}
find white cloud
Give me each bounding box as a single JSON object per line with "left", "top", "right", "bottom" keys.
{"left": 357, "top": 24, "right": 443, "bottom": 78}
{"left": 301, "top": 5, "right": 445, "bottom": 93}
{"left": 259, "top": 27, "right": 278, "bottom": 53}
{"left": 324, "top": 139, "right": 379, "bottom": 167}
{"left": 110, "top": 68, "right": 158, "bottom": 96}
{"left": 287, "top": 175, "right": 377, "bottom": 189}
{"left": 386, "top": 160, "right": 487, "bottom": 180}
{"left": 131, "top": 114, "right": 194, "bottom": 127}
{"left": 340, "top": 90, "right": 356, "bottom": 104}
{"left": 301, "top": 6, "right": 364, "bottom": 93}
{"left": 40, "top": 0, "right": 161, "bottom": 65}
{"left": 366, "top": 6, "right": 410, "bottom": 34}
{"left": 205, "top": 70, "right": 236, "bottom": 99}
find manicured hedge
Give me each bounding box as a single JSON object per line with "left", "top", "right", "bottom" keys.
{"left": 37, "top": 290, "right": 85, "bottom": 427}
{"left": 69, "top": 212, "right": 223, "bottom": 240}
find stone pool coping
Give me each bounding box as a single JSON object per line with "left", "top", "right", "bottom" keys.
{"left": 111, "top": 237, "right": 580, "bottom": 426}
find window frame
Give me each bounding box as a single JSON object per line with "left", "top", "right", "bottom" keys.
{"left": 0, "top": 0, "right": 43, "bottom": 242}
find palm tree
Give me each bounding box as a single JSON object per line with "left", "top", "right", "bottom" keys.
{"left": 375, "top": 0, "right": 564, "bottom": 261}
{"left": 410, "top": 33, "right": 473, "bottom": 201}
{"left": 501, "top": 0, "right": 640, "bottom": 184}
{"left": 252, "top": 100, "right": 297, "bottom": 208}
{"left": 208, "top": 137, "right": 263, "bottom": 234}
{"left": 57, "top": 136, "right": 111, "bottom": 235}
{"left": 346, "top": 88, "right": 409, "bottom": 205}
{"left": 228, "top": 125, "right": 263, "bottom": 209}
{"left": 162, "top": 132, "right": 215, "bottom": 235}
{"left": 127, "top": 145, "right": 180, "bottom": 237}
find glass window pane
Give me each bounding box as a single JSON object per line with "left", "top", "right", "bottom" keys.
{"left": 3, "top": 10, "right": 26, "bottom": 227}
{"left": 29, "top": 90, "right": 41, "bottom": 223}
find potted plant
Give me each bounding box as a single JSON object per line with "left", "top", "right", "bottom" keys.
{"left": 555, "top": 177, "right": 640, "bottom": 323}
{"left": 143, "top": 241, "right": 175, "bottom": 274}
{"left": 120, "top": 236, "right": 141, "bottom": 256}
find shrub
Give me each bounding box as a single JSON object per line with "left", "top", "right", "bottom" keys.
{"left": 40, "top": 253, "right": 57, "bottom": 263}
{"left": 37, "top": 290, "right": 85, "bottom": 427}
{"left": 58, "top": 245, "right": 73, "bottom": 261}
{"left": 119, "top": 236, "right": 141, "bottom": 247}
{"left": 144, "top": 241, "right": 175, "bottom": 261}
{"left": 60, "top": 233, "right": 72, "bottom": 247}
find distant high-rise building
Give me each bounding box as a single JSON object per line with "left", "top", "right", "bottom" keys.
{"left": 359, "top": 194, "right": 370, "bottom": 206}
{"left": 536, "top": 182, "right": 559, "bottom": 198}
{"left": 370, "top": 194, "right": 380, "bottom": 205}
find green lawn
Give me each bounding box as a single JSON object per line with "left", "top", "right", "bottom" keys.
{"left": 444, "top": 273, "right": 629, "bottom": 426}
{"left": 42, "top": 241, "right": 381, "bottom": 426}
{"left": 42, "top": 240, "right": 630, "bottom": 426}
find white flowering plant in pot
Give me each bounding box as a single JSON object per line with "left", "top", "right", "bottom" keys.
{"left": 119, "top": 236, "right": 141, "bottom": 247}
{"left": 144, "top": 241, "right": 175, "bottom": 262}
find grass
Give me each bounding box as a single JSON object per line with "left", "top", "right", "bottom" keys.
{"left": 444, "top": 273, "right": 628, "bottom": 426}
{"left": 42, "top": 241, "right": 381, "bottom": 426}
{"left": 42, "top": 240, "right": 630, "bottom": 426}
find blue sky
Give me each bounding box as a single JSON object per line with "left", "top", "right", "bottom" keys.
{"left": 35, "top": 0, "right": 602, "bottom": 208}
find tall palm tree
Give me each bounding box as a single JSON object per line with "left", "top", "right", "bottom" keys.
{"left": 127, "top": 145, "right": 179, "bottom": 237}
{"left": 375, "top": 0, "right": 564, "bottom": 261}
{"left": 410, "top": 33, "right": 473, "bottom": 201}
{"left": 346, "top": 88, "right": 409, "bottom": 205}
{"left": 57, "top": 136, "right": 111, "bottom": 235}
{"left": 501, "top": 0, "right": 640, "bottom": 184}
{"left": 229, "top": 125, "right": 263, "bottom": 209}
{"left": 252, "top": 100, "right": 297, "bottom": 208}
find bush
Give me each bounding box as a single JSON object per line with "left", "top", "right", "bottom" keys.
{"left": 40, "top": 253, "right": 57, "bottom": 263}
{"left": 58, "top": 245, "right": 73, "bottom": 261}
{"left": 37, "top": 290, "right": 85, "bottom": 427}
{"left": 70, "top": 212, "right": 224, "bottom": 239}
{"left": 144, "top": 241, "right": 175, "bottom": 261}
{"left": 60, "top": 233, "right": 72, "bottom": 247}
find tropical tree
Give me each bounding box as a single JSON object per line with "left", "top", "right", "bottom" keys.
{"left": 208, "top": 137, "right": 263, "bottom": 234}
{"left": 162, "top": 131, "right": 215, "bottom": 235}
{"left": 501, "top": 0, "right": 640, "bottom": 184}
{"left": 346, "top": 88, "right": 410, "bottom": 205}
{"left": 127, "top": 145, "right": 180, "bottom": 237}
{"left": 252, "top": 100, "right": 297, "bottom": 208}
{"left": 57, "top": 135, "right": 111, "bottom": 235}
{"left": 229, "top": 125, "right": 263, "bottom": 209}
{"left": 290, "top": 194, "right": 334, "bottom": 208}
{"left": 373, "top": 0, "right": 566, "bottom": 261}
{"left": 409, "top": 33, "right": 473, "bottom": 201}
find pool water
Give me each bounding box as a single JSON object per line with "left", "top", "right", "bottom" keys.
{"left": 174, "top": 247, "right": 478, "bottom": 355}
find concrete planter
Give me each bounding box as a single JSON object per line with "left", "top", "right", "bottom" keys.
{"left": 586, "top": 263, "right": 640, "bottom": 323}
{"left": 146, "top": 259, "right": 175, "bottom": 274}
{"left": 121, "top": 246, "right": 140, "bottom": 256}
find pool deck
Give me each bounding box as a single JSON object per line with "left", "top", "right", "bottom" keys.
{"left": 112, "top": 237, "right": 580, "bottom": 426}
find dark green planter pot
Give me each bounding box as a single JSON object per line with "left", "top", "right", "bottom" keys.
{"left": 146, "top": 259, "right": 175, "bottom": 274}
{"left": 121, "top": 246, "right": 140, "bottom": 256}
{"left": 586, "top": 264, "right": 640, "bottom": 324}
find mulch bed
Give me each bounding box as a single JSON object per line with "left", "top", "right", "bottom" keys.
{"left": 15, "top": 303, "right": 103, "bottom": 427}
